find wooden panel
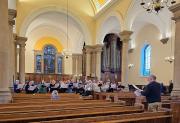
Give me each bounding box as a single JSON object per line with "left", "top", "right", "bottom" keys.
{"left": 171, "top": 101, "right": 180, "bottom": 123}
{"left": 24, "top": 73, "right": 72, "bottom": 82}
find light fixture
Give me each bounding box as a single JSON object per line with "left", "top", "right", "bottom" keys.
{"left": 140, "top": 0, "right": 176, "bottom": 13}
{"left": 128, "top": 64, "right": 134, "bottom": 69}
{"left": 165, "top": 56, "right": 174, "bottom": 63}
{"left": 62, "top": 0, "right": 71, "bottom": 59}
{"left": 164, "top": 22, "right": 174, "bottom": 63}
{"left": 160, "top": 37, "right": 169, "bottom": 44}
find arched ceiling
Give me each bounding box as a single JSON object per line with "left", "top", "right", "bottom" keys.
{"left": 91, "top": 0, "right": 112, "bottom": 13}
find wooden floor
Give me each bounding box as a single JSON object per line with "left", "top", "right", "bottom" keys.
{"left": 0, "top": 93, "right": 173, "bottom": 123}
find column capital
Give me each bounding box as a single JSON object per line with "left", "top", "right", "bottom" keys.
{"left": 120, "top": 30, "right": 133, "bottom": 43}
{"left": 15, "top": 36, "right": 27, "bottom": 47}
{"left": 169, "top": 3, "right": 180, "bottom": 21}
{"left": 94, "top": 44, "right": 103, "bottom": 52}
{"left": 84, "top": 45, "right": 93, "bottom": 53}
{"left": 8, "top": 9, "right": 16, "bottom": 26}
{"left": 85, "top": 44, "right": 103, "bottom": 53}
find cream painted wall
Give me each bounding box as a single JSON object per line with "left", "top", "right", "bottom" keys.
{"left": 95, "top": 0, "right": 132, "bottom": 44}
{"left": 14, "top": 0, "right": 175, "bottom": 84}
{"left": 16, "top": 0, "right": 95, "bottom": 44}
{"left": 127, "top": 24, "right": 174, "bottom": 85}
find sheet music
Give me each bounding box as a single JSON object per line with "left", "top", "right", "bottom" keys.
{"left": 134, "top": 90, "right": 142, "bottom": 96}
{"left": 54, "top": 83, "right": 60, "bottom": 88}
{"left": 17, "top": 84, "right": 24, "bottom": 89}
{"left": 28, "top": 85, "right": 37, "bottom": 91}
{"left": 132, "top": 84, "right": 143, "bottom": 91}
{"left": 44, "top": 83, "right": 50, "bottom": 87}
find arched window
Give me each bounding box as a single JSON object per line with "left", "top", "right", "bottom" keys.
{"left": 43, "top": 45, "right": 56, "bottom": 74}
{"left": 35, "top": 45, "right": 63, "bottom": 74}
{"left": 141, "top": 44, "right": 151, "bottom": 76}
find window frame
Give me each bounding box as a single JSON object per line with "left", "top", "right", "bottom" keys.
{"left": 140, "top": 44, "right": 151, "bottom": 77}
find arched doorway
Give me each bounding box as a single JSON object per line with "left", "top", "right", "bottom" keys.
{"left": 101, "top": 33, "right": 122, "bottom": 82}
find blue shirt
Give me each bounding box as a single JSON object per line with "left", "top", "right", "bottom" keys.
{"left": 141, "top": 81, "right": 161, "bottom": 103}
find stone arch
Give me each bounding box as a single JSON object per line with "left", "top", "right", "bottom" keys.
{"left": 96, "top": 11, "right": 124, "bottom": 44}
{"left": 19, "top": 6, "right": 92, "bottom": 45}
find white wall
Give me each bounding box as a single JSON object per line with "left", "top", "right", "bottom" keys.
{"left": 25, "top": 11, "right": 85, "bottom": 74}
{"left": 127, "top": 24, "right": 174, "bottom": 85}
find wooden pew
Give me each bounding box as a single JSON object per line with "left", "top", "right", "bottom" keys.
{"left": 0, "top": 100, "right": 107, "bottom": 107}
{"left": 94, "top": 92, "right": 171, "bottom": 106}
{"left": 0, "top": 102, "right": 123, "bottom": 113}
{"left": 0, "top": 106, "right": 143, "bottom": 123}
{"left": 93, "top": 92, "right": 136, "bottom": 106}
{"left": 171, "top": 101, "right": 180, "bottom": 123}
{"left": 35, "top": 111, "right": 171, "bottom": 123}
{"left": 94, "top": 111, "right": 172, "bottom": 123}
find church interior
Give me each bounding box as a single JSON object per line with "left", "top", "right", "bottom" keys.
{"left": 0, "top": 0, "right": 180, "bottom": 122}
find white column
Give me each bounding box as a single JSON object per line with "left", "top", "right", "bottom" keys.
{"left": 72, "top": 54, "right": 76, "bottom": 75}
{"left": 120, "top": 31, "right": 133, "bottom": 83}
{"left": 84, "top": 46, "right": 92, "bottom": 77}
{"left": 14, "top": 34, "right": 18, "bottom": 80}
{"left": 8, "top": 0, "right": 16, "bottom": 10}
{"left": 170, "top": 3, "right": 180, "bottom": 97}
{"left": 91, "top": 51, "right": 96, "bottom": 77}
{"left": 0, "top": 0, "right": 12, "bottom": 103}
{"left": 95, "top": 45, "right": 103, "bottom": 80}
{"left": 8, "top": 9, "right": 16, "bottom": 87}
{"left": 77, "top": 54, "right": 82, "bottom": 75}
{"left": 16, "top": 36, "right": 27, "bottom": 83}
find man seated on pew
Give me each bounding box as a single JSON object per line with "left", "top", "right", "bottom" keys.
{"left": 140, "top": 74, "right": 162, "bottom": 112}
{"left": 51, "top": 90, "right": 59, "bottom": 100}
{"left": 25, "top": 81, "right": 38, "bottom": 94}
{"left": 49, "top": 80, "right": 60, "bottom": 93}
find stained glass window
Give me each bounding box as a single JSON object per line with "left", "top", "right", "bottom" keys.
{"left": 36, "top": 55, "right": 42, "bottom": 73}
{"left": 44, "top": 45, "right": 56, "bottom": 74}
{"left": 141, "top": 44, "right": 151, "bottom": 76}
{"left": 57, "top": 57, "right": 63, "bottom": 74}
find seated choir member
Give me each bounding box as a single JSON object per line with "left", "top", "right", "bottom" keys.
{"left": 25, "top": 81, "right": 38, "bottom": 94}
{"left": 77, "top": 81, "right": 85, "bottom": 95}
{"left": 168, "top": 80, "right": 173, "bottom": 94}
{"left": 93, "top": 81, "right": 101, "bottom": 93}
{"left": 49, "top": 80, "right": 60, "bottom": 93}
{"left": 67, "top": 80, "right": 73, "bottom": 93}
{"left": 101, "top": 82, "right": 110, "bottom": 92}
{"left": 59, "top": 81, "right": 68, "bottom": 93}
{"left": 38, "top": 80, "right": 47, "bottom": 93}
{"left": 83, "top": 80, "right": 93, "bottom": 96}
{"left": 160, "top": 83, "right": 167, "bottom": 95}
{"left": 72, "top": 80, "right": 79, "bottom": 93}
{"left": 14, "top": 80, "right": 24, "bottom": 93}
{"left": 98, "top": 80, "right": 103, "bottom": 92}
{"left": 109, "top": 81, "right": 117, "bottom": 92}
{"left": 120, "top": 81, "right": 129, "bottom": 92}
